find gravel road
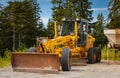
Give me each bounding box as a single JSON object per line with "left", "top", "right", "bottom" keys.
{"left": 0, "top": 61, "right": 120, "bottom": 78}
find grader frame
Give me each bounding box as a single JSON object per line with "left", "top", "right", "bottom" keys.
{"left": 12, "top": 18, "right": 101, "bottom": 73}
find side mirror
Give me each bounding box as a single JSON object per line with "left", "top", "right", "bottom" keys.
{"left": 57, "top": 25, "right": 62, "bottom": 36}
{"left": 57, "top": 25, "right": 61, "bottom": 32}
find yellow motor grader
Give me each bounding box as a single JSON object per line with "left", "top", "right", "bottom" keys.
{"left": 11, "top": 18, "right": 101, "bottom": 73}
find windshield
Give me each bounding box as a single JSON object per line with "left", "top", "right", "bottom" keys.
{"left": 58, "top": 21, "right": 74, "bottom": 36}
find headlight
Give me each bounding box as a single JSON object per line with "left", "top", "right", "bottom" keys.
{"left": 76, "top": 18, "right": 80, "bottom": 21}
{"left": 62, "top": 18, "right": 66, "bottom": 21}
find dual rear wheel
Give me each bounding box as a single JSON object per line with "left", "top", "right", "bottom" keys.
{"left": 60, "top": 47, "right": 101, "bottom": 71}
{"left": 88, "top": 47, "right": 101, "bottom": 64}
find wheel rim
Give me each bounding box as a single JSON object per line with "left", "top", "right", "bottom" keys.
{"left": 93, "top": 52, "right": 96, "bottom": 61}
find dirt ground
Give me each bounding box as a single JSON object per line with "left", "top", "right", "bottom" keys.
{"left": 0, "top": 61, "right": 120, "bottom": 78}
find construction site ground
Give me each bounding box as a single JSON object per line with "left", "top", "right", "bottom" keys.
{"left": 0, "top": 60, "right": 120, "bottom": 78}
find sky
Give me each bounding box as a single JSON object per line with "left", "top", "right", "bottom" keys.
{"left": 39, "top": 0, "right": 109, "bottom": 26}
{"left": 0, "top": 0, "right": 109, "bottom": 27}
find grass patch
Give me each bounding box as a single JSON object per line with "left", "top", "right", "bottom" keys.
{"left": 0, "top": 50, "right": 11, "bottom": 68}
{"left": 0, "top": 45, "right": 28, "bottom": 68}
{"left": 102, "top": 47, "right": 120, "bottom": 61}
{"left": 0, "top": 57, "right": 11, "bottom": 68}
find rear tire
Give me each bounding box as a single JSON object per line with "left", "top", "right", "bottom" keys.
{"left": 95, "top": 47, "right": 101, "bottom": 63}
{"left": 87, "top": 48, "right": 96, "bottom": 64}
{"left": 61, "top": 48, "right": 71, "bottom": 71}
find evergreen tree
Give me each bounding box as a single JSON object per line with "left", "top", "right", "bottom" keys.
{"left": 46, "top": 18, "right": 54, "bottom": 38}
{"left": 108, "top": 0, "right": 120, "bottom": 28}
{"left": 70, "top": 0, "right": 93, "bottom": 20}
{"left": 51, "top": 0, "right": 93, "bottom": 22}
{"left": 92, "top": 13, "right": 107, "bottom": 47}
{"left": 20, "top": 0, "right": 40, "bottom": 48}
{"left": 0, "top": 3, "right": 5, "bottom": 56}
{"left": 37, "top": 19, "right": 46, "bottom": 37}
{"left": 51, "top": 0, "right": 65, "bottom": 24}
{"left": 0, "top": 0, "right": 43, "bottom": 53}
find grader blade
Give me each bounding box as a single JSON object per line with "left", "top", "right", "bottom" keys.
{"left": 11, "top": 53, "right": 60, "bottom": 74}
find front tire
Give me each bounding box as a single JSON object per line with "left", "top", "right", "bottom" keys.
{"left": 88, "top": 48, "right": 96, "bottom": 64}
{"left": 61, "top": 48, "right": 71, "bottom": 71}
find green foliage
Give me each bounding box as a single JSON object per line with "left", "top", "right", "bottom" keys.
{"left": 37, "top": 19, "right": 46, "bottom": 37}
{"left": 0, "top": 46, "right": 29, "bottom": 68}
{"left": 107, "top": 0, "right": 120, "bottom": 28}
{"left": 46, "top": 19, "right": 54, "bottom": 38}
{"left": 0, "top": 50, "right": 11, "bottom": 68}
{"left": 16, "top": 43, "right": 27, "bottom": 52}
{"left": 4, "top": 49, "right": 11, "bottom": 60}
{"left": 92, "top": 13, "right": 108, "bottom": 48}
{"left": 51, "top": 0, "right": 93, "bottom": 23}
{"left": 0, "top": 0, "right": 45, "bottom": 57}
{"left": 102, "top": 47, "right": 120, "bottom": 61}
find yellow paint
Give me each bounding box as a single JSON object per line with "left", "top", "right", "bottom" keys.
{"left": 54, "top": 21, "right": 57, "bottom": 38}
{"left": 37, "top": 20, "right": 95, "bottom": 59}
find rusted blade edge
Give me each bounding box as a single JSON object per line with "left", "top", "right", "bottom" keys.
{"left": 13, "top": 67, "right": 59, "bottom": 74}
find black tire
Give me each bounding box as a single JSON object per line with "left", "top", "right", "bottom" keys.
{"left": 27, "top": 47, "right": 36, "bottom": 52}
{"left": 61, "top": 48, "right": 71, "bottom": 71}
{"left": 87, "top": 48, "right": 96, "bottom": 64}
{"left": 95, "top": 47, "right": 101, "bottom": 63}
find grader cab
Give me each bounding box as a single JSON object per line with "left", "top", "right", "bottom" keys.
{"left": 11, "top": 18, "right": 101, "bottom": 73}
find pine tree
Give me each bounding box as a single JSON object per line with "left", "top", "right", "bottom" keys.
{"left": 92, "top": 13, "right": 107, "bottom": 47}
{"left": 51, "top": 0, "right": 93, "bottom": 22}
{"left": 70, "top": 0, "right": 93, "bottom": 20}
{"left": 37, "top": 19, "right": 46, "bottom": 37}
{"left": 0, "top": 1, "right": 14, "bottom": 52}
{"left": 0, "top": 3, "right": 5, "bottom": 56}
{"left": 108, "top": 0, "right": 120, "bottom": 28}
{"left": 51, "top": 0, "right": 65, "bottom": 24}
{"left": 46, "top": 18, "right": 54, "bottom": 38}
{"left": 0, "top": 0, "right": 43, "bottom": 52}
